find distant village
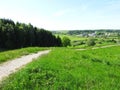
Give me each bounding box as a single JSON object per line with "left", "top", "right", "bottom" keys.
{"left": 52, "top": 30, "right": 120, "bottom": 37}
{"left": 76, "top": 31, "right": 115, "bottom": 37}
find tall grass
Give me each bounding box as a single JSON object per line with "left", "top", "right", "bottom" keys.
{"left": 1, "top": 46, "right": 120, "bottom": 90}
{"left": 0, "top": 47, "right": 47, "bottom": 64}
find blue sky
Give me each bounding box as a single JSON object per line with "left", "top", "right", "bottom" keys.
{"left": 0, "top": 0, "right": 120, "bottom": 30}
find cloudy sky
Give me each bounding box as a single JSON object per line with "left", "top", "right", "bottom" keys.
{"left": 0, "top": 0, "right": 120, "bottom": 30}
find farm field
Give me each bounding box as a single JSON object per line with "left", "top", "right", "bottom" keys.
{"left": 55, "top": 34, "right": 87, "bottom": 41}
{"left": 1, "top": 46, "right": 120, "bottom": 90}
{"left": 56, "top": 34, "right": 118, "bottom": 48}
{"left": 0, "top": 47, "right": 47, "bottom": 64}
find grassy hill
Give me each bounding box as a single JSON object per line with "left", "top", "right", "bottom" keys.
{"left": 1, "top": 46, "right": 120, "bottom": 90}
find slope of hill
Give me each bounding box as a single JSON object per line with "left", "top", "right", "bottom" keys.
{"left": 1, "top": 46, "right": 120, "bottom": 90}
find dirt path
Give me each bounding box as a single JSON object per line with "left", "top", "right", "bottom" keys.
{"left": 0, "top": 50, "right": 50, "bottom": 81}
{"left": 92, "top": 45, "right": 119, "bottom": 49}
{"left": 76, "top": 44, "right": 120, "bottom": 51}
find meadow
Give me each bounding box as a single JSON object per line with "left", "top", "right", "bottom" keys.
{"left": 56, "top": 34, "right": 118, "bottom": 49}
{"left": 55, "top": 34, "right": 87, "bottom": 41}
{"left": 0, "top": 47, "right": 47, "bottom": 64}
{"left": 1, "top": 46, "right": 120, "bottom": 90}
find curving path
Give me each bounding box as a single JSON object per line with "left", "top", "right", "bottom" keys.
{"left": 0, "top": 50, "right": 50, "bottom": 81}
{"left": 76, "top": 44, "right": 120, "bottom": 51}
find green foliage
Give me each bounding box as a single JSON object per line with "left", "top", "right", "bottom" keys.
{"left": 56, "top": 36, "right": 62, "bottom": 46}
{"left": 62, "top": 36, "right": 71, "bottom": 47}
{"left": 0, "top": 47, "right": 47, "bottom": 64}
{"left": 117, "top": 33, "right": 120, "bottom": 43}
{"left": 72, "top": 40, "right": 85, "bottom": 46}
{"left": 87, "top": 38, "right": 96, "bottom": 46}
{"left": 55, "top": 34, "right": 87, "bottom": 41}
{"left": 0, "top": 18, "right": 62, "bottom": 49}
{"left": 1, "top": 46, "right": 120, "bottom": 89}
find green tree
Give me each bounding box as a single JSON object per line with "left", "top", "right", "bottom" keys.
{"left": 86, "top": 38, "right": 96, "bottom": 46}
{"left": 56, "top": 36, "right": 62, "bottom": 46}
{"left": 0, "top": 18, "right": 62, "bottom": 49}
{"left": 62, "top": 36, "right": 71, "bottom": 47}
{"left": 117, "top": 33, "right": 120, "bottom": 43}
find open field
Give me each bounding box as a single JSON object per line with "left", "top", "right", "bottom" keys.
{"left": 0, "top": 47, "right": 47, "bottom": 64}
{"left": 1, "top": 46, "right": 120, "bottom": 90}
{"left": 55, "top": 34, "right": 87, "bottom": 41}
{"left": 56, "top": 34, "right": 118, "bottom": 48}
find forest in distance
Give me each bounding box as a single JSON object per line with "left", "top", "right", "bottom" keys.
{"left": 0, "top": 18, "right": 62, "bottom": 49}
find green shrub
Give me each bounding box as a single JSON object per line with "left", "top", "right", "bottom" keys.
{"left": 62, "top": 37, "right": 71, "bottom": 47}
{"left": 86, "top": 38, "right": 96, "bottom": 46}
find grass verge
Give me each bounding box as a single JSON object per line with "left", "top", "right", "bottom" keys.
{"left": 0, "top": 47, "right": 48, "bottom": 64}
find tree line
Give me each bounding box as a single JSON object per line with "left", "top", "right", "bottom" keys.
{"left": 0, "top": 18, "right": 62, "bottom": 49}
{"left": 68, "top": 30, "right": 120, "bottom": 35}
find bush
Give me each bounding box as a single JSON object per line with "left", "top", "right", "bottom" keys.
{"left": 72, "top": 40, "right": 85, "bottom": 46}
{"left": 62, "top": 37, "right": 71, "bottom": 47}
{"left": 86, "top": 38, "right": 96, "bottom": 46}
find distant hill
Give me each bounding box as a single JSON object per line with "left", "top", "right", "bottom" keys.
{"left": 52, "top": 29, "right": 120, "bottom": 35}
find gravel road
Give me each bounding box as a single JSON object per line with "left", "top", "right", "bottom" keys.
{"left": 0, "top": 50, "right": 50, "bottom": 81}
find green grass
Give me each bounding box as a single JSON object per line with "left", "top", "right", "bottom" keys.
{"left": 1, "top": 46, "right": 120, "bottom": 90}
{"left": 71, "top": 43, "right": 118, "bottom": 49}
{"left": 0, "top": 47, "right": 47, "bottom": 64}
{"left": 56, "top": 34, "right": 118, "bottom": 48}
{"left": 55, "top": 34, "right": 87, "bottom": 41}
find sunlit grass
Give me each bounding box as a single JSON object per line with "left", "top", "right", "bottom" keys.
{"left": 55, "top": 34, "right": 87, "bottom": 41}
{"left": 0, "top": 47, "right": 47, "bottom": 64}
{"left": 1, "top": 46, "right": 120, "bottom": 89}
